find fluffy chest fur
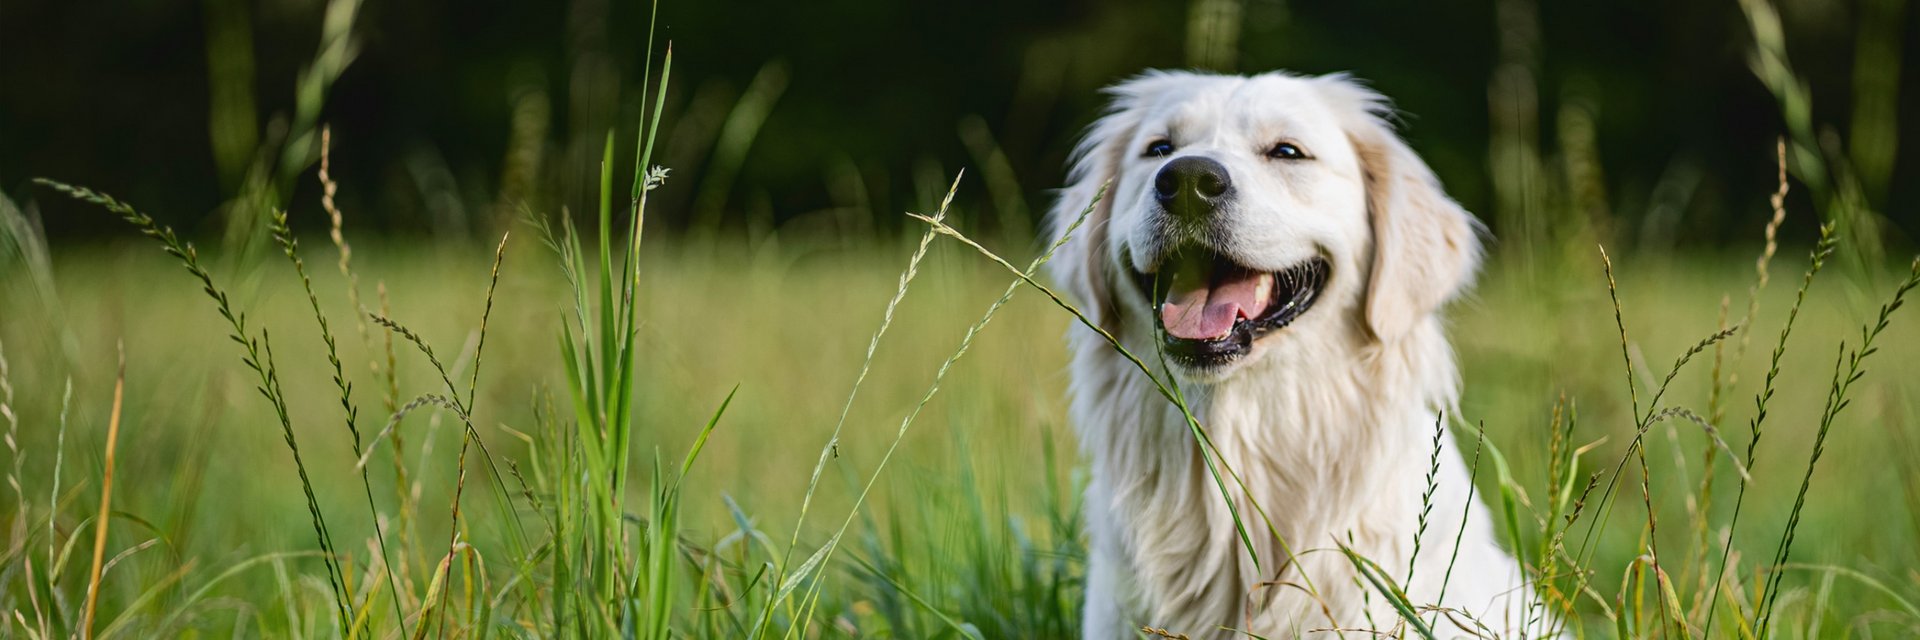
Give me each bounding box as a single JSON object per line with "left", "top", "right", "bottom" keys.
{"left": 1069, "top": 320, "right": 1528, "bottom": 638}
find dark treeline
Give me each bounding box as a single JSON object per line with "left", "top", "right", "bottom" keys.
{"left": 3, "top": 0, "right": 1915, "bottom": 247}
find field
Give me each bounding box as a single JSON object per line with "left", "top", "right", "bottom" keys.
{"left": 4, "top": 191, "right": 1920, "bottom": 637}
{"left": 4, "top": 0, "right": 1919, "bottom": 635}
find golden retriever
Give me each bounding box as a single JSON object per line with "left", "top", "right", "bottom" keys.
{"left": 1048, "top": 70, "right": 1540, "bottom": 638}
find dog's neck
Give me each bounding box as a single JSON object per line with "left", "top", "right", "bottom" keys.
{"left": 1070, "top": 315, "right": 1462, "bottom": 631}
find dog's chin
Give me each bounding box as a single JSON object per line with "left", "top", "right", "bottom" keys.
{"left": 1130, "top": 247, "right": 1330, "bottom": 377}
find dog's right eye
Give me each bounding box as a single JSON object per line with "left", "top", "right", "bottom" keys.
{"left": 1142, "top": 140, "right": 1174, "bottom": 158}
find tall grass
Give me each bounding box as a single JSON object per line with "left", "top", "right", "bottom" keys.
{"left": 19, "top": 30, "right": 722, "bottom": 636}
{"left": 4, "top": 0, "right": 1920, "bottom": 637}
{"left": 10, "top": 176, "right": 1920, "bottom": 638}
{"left": 35, "top": 180, "right": 356, "bottom": 633}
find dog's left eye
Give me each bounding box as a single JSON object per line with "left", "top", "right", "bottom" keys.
{"left": 1143, "top": 140, "right": 1175, "bottom": 157}
{"left": 1266, "top": 142, "right": 1308, "bottom": 160}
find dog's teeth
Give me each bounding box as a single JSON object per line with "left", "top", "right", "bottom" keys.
{"left": 1253, "top": 273, "right": 1273, "bottom": 303}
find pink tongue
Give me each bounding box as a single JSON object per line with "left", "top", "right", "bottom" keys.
{"left": 1160, "top": 273, "right": 1271, "bottom": 340}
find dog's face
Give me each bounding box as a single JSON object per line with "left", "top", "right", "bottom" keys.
{"left": 1049, "top": 71, "right": 1481, "bottom": 378}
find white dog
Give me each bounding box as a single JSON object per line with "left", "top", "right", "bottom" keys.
{"left": 1048, "top": 71, "right": 1540, "bottom": 638}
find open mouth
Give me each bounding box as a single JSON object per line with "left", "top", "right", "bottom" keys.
{"left": 1132, "top": 248, "right": 1330, "bottom": 368}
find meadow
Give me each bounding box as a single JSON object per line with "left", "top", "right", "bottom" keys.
{"left": 5, "top": 0, "right": 1920, "bottom": 636}
{"left": 4, "top": 170, "right": 1920, "bottom": 637}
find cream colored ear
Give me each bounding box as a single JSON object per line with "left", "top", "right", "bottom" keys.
{"left": 1048, "top": 75, "right": 1164, "bottom": 331}
{"left": 1343, "top": 91, "right": 1483, "bottom": 342}
{"left": 1046, "top": 152, "right": 1121, "bottom": 330}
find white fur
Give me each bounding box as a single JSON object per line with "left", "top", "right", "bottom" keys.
{"left": 1048, "top": 71, "right": 1543, "bottom": 638}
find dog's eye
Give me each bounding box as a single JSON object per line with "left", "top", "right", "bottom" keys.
{"left": 1267, "top": 142, "right": 1308, "bottom": 160}
{"left": 1143, "top": 140, "right": 1175, "bottom": 158}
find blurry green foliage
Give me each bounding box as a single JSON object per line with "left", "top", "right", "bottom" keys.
{"left": 2, "top": 0, "right": 1913, "bottom": 248}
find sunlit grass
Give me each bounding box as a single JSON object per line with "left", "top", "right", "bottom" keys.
{"left": 5, "top": 223, "right": 1920, "bottom": 636}
{"left": 3, "top": 0, "right": 1916, "bottom": 632}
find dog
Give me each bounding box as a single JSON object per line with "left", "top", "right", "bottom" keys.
{"left": 1047, "top": 70, "right": 1539, "bottom": 638}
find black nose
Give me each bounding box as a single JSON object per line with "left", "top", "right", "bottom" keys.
{"left": 1153, "top": 156, "right": 1232, "bottom": 212}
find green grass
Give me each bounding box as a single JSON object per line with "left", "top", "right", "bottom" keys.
{"left": 5, "top": 0, "right": 1919, "bottom": 634}
{"left": 4, "top": 205, "right": 1920, "bottom": 636}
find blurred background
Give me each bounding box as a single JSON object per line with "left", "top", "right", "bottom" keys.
{"left": 4, "top": 0, "right": 1915, "bottom": 249}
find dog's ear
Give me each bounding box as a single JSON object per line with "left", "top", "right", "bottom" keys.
{"left": 1320, "top": 76, "right": 1483, "bottom": 342}
{"left": 1049, "top": 74, "right": 1172, "bottom": 331}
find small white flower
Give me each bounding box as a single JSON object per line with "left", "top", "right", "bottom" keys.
{"left": 644, "top": 166, "right": 671, "bottom": 191}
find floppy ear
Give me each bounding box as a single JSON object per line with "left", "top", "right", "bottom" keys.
{"left": 1048, "top": 76, "right": 1161, "bottom": 332}
{"left": 1324, "top": 77, "right": 1483, "bottom": 342}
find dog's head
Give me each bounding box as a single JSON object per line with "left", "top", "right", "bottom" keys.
{"left": 1049, "top": 70, "right": 1481, "bottom": 377}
